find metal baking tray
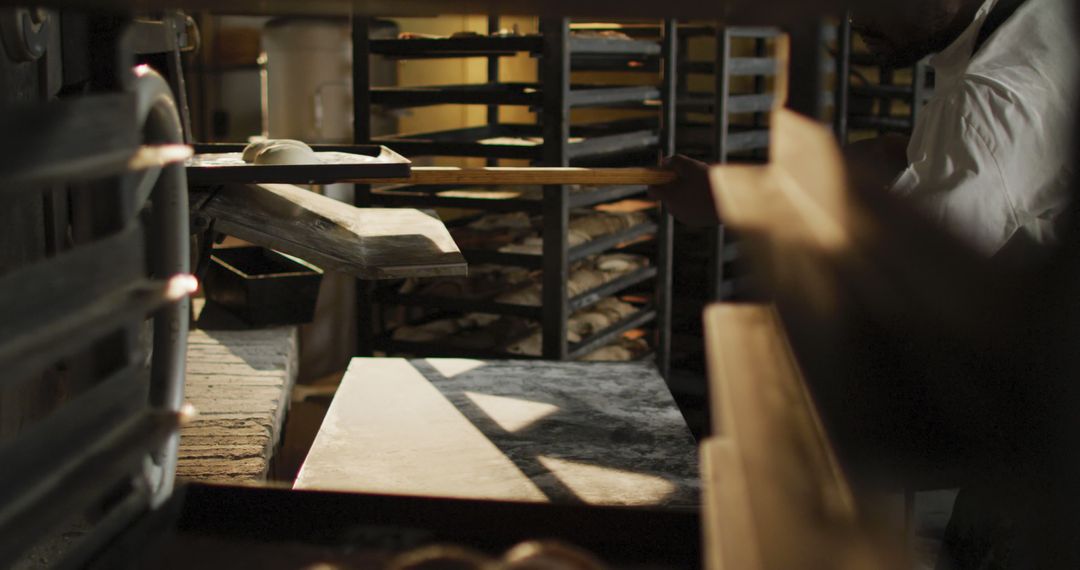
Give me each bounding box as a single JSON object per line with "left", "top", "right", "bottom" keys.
{"left": 186, "top": 144, "right": 411, "bottom": 186}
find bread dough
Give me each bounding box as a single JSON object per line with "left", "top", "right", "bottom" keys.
{"left": 253, "top": 142, "right": 319, "bottom": 165}
{"left": 241, "top": 138, "right": 311, "bottom": 163}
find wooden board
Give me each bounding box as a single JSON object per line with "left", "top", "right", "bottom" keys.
{"left": 295, "top": 358, "right": 699, "bottom": 508}
{"left": 701, "top": 304, "right": 904, "bottom": 570}
{"left": 198, "top": 183, "right": 467, "bottom": 280}
{"left": 177, "top": 318, "right": 298, "bottom": 483}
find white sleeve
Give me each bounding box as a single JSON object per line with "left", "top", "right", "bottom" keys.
{"left": 891, "top": 86, "right": 1019, "bottom": 256}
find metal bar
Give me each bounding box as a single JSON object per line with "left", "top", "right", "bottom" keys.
{"left": 0, "top": 409, "right": 178, "bottom": 570}
{"left": 726, "top": 129, "right": 771, "bottom": 152}
{"left": 709, "top": 26, "right": 732, "bottom": 302}
{"left": 567, "top": 36, "right": 662, "bottom": 55}
{"left": 353, "top": 14, "right": 376, "bottom": 356}
{"left": 487, "top": 14, "right": 501, "bottom": 167}
{"left": 833, "top": 15, "right": 851, "bottom": 143}
{"left": 376, "top": 293, "right": 545, "bottom": 319}
{"left": 350, "top": 166, "right": 675, "bottom": 186}
{"left": 371, "top": 191, "right": 546, "bottom": 214}
{"left": 567, "top": 184, "right": 648, "bottom": 208}
{"left": 565, "top": 85, "right": 661, "bottom": 107}
{"left": 569, "top": 221, "right": 659, "bottom": 262}
{"left": 0, "top": 226, "right": 179, "bottom": 385}
{"left": 0, "top": 93, "right": 139, "bottom": 186}
{"left": 369, "top": 36, "right": 542, "bottom": 56}
{"left": 375, "top": 138, "right": 543, "bottom": 160}
{"left": 371, "top": 84, "right": 539, "bottom": 107}
{"left": 568, "top": 266, "right": 659, "bottom": 313}
{"left": 374, "top": 338, "right": 544, "bottom": 360}
{"left": 656, "top": 17, "right": 677, "bottom": 377}
{"left": 564, "top": 129, "right": 660, "bottom": 160}
{"left": 541, "top": 17, "right": 571, "bottom": 360}
{"left": 459, "top": 249, "right": 545, "bottom": 268}
{"left": 727, "top": 26, "right": 784, "bottom": 38}
{"left": 368, "top": 83, "right": 658, "bottom": 109}
{"left": 726, "top": 93, "right": 775, "bottom": 114}
{"left": 569, "top": 307, "right": 657, "bottom": 359}
{"left": 785, "top": 19, "right": 828, "bottom": 119}
{"left": 370, "top": 186, "right": 645, "bottom": 214}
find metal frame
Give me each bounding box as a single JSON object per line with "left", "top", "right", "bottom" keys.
{"left": 0, "top": 16, "right": 193, "bottom": 566}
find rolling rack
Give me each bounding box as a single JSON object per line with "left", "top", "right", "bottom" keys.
{"left": 351, "top": 16, "right": 678, "bottom": 376}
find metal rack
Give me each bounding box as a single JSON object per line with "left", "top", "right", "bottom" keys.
{"left": 351, "top": 17, "right": 676, "bottom": 375}
{"left": 675, "top": 25, "right": 780, "bottom": 303}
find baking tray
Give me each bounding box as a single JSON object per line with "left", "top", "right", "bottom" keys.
{"left": 187, "top": 144, "right": 411, "bottom": 186}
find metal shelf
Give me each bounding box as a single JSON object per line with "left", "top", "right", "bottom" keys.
{"left": 378, "top": 264, "right": 657, "bottom": 321}
{"left": 679, "top": 92, "right": 774, "bottom": 114}
{"left": 376, "top": 303, "right": 656, "bottom": 361}
{"left": 568, "top": 306, "right": 657, "bottom": 359}
{"left": 372, "top": 184, "right": 650, "bottom": 215}
{"left": 376, "top": 121, "right": 660, "bottom": 161}
{"left": 677, "top": 123, "right": 770, "bottom": 153}
{"left": 455, "top": 221, "right": 659, "bottom": 269}
{"left": 371, "top": 83, "right": 660, "bottom": 109}
{"left": 369, "top": 34, "right": 661, "bottom": 58}
{"left": 680, "top": 57, "right": 778, "bottom": 76}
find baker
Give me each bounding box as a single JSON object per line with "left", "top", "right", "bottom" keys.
{"left": 652, "top": 0, "right": 1078, "bottom": 261}
{"left": 652, "top": 0, "right": 1079, "bottom": 567}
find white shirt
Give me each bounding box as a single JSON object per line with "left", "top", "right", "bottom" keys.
{"left": 892, "top": 0, "right": 1078, "bottom": 256}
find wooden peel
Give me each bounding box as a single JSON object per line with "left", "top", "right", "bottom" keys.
{"left": 346, "top": 166, "right": 676, "bottom": 186}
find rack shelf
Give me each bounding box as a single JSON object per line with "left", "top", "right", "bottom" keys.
{"left": 679, "top": 92, "right": 774, "bottom": 114}
{"left": 372, "top": 303, "right": 656, "bottom": 362}
{"left": 371, "top": 83, "right": 661, "bottom": 108}
{"left": 369, "top": 34, "right": 661, "bottom": 59}
{"left": 455, "top": 220, "right": 658, "bottom": 268}
{"left": 568, "top": 306, "right": 656, "bottom": 359}
{"left": 378, "top": 265, "right": 658, "bottom": 319}
{"left": 375, "top": 120, "right": 660, "bottom": 161}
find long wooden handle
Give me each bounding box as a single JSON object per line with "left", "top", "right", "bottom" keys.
{"left": 347, "top": 166, "right": 676, "bottom": 186}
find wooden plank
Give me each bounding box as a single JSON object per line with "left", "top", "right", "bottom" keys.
{"left": 178, "top": 322, "right": 298, "bottom": 484}
{"left": 199, "top": 183, "right": 467, "bottom": 280}
{"left": 701, "top": 304, "right": 904, "bottom": 570}
{"left": 348, "top": 166, "right": 675, "bottom": 186}
{"left": 296, "top": 358, "right": 699, "bottom": 508}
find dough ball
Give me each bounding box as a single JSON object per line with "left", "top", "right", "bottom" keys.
{"left": 241, "top": 138, "right": 310, "bottom": 163}
{"left": 253, "top": 142, "right": 318, "bottom": 165}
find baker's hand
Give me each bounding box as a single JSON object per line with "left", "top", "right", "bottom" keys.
{"left": 648, "top": 155, "right": 720, "bottom": 227}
